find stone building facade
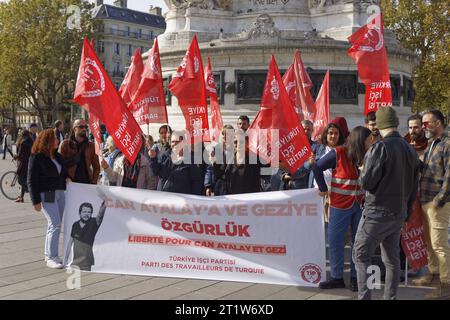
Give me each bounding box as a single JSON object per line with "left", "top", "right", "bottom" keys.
{"left": 147, "top": 0, "right": 417, "bottom": 134}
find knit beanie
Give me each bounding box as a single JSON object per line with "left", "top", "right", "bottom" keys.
{"left": 375, "top": 107, "right": 399, "bottom": 130}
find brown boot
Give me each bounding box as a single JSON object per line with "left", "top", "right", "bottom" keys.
{"left": 412, "top": 273, "right": 440, "bottom": 287}
{"left": 425, "top": 283, "right": 450, "bottom": 300}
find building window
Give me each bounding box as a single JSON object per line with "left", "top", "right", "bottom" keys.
{"left": 138, "top": 29, "right": 142, "bottom": 38}
{"left": 98, "top": 41, "right": 104, "bottom": 53}
{"left": 126, "top": 26, "right": 130, "bottom": 37}
{"left": 390, "top": 75, "right": 401, "bottom": 106}
{"left": 114, "top": 43, "right": 120, "bottom": 55}
{"left": 113, "top": 62, "right": 122, "bottom": 77}
{"left": 308, "top": 70, "right": 358, "bottom": 105}
{"left": 149, "top": 31, "right": 154, "bottom": 40}
{"left": 403, "top": 75, "right": 415, "bottom": 107}
{"left": 128, "top": 44, "right": 133, "bottom": 56}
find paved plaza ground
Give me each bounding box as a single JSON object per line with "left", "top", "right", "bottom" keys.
{"left": 0, "top": 153, "right": 438, "bottom": 300}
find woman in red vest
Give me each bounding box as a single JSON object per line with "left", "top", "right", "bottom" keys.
{"left": 314, "top": 126, "right": 373, "bottom": 291}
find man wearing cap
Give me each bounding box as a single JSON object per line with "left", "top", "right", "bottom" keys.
{"left": 353, "top": 107, "right": 420, "bottom": 300}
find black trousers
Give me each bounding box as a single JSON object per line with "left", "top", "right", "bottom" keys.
{"left": 2, "top": 146, "right": 13, "bottom": 159}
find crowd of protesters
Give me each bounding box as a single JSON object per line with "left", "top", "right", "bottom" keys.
{"left": 3, "top": 108, "right": 448, "bottom": 300}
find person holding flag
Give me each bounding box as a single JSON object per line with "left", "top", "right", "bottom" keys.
{"left": 314, "top": 126, "right": 373, "bottom": 291}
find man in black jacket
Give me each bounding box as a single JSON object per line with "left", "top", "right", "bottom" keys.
{"left": 150, "top": 130, "right": 204, "bottom": 195}
{"left": 353, "top": 107, "right": 420, "bottom": 300}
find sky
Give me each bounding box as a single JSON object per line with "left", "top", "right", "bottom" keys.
{"left": 90, "top": 0, "right": 168, "bottom": 13}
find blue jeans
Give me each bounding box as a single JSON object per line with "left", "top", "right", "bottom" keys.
{"left": 328, "top": 201, "right": 362, "bottom": 279}
{"left": 41, "top": 190, "right": 65, "bottom": 259}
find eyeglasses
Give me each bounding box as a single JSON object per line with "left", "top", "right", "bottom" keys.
{"left": 76, "top": 125, "right": 88, "bottom": 129}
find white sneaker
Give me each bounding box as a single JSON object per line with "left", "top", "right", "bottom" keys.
{"left": 46, "top": 259, "right": 63, "bottom": 269}
{"left": 45, "top": 256, "right": 62, "bottom": 264}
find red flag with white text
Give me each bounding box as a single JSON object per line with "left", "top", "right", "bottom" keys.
{"left": 88, "top": 113, "right": 102, "bottom": 156}
{"left": 348, "top": 14, "right": 392, "bottom": 114}
{"left": 205, "top": 58, "right": 223, "bottom": 142}
{"left": 249, "top": 55, "right": 312, "bottom": 174}
{"left": 74, "top": 38, "right": 143, "bottom": 164}
{"left": 401, "top": 196, "right": 428, "bottom": 270}
{"left": 130, "top": 39, "right": 168, "bottom": 125}
{"left": 312, "top": 71, "right": 330, "bottom": 142}
{"left": 169, "top": 36, "right": 210, "bottom": 142}
{"left": 364, "top": 73, "right": 393, "bottom": 115}
{"left": 119, "top": 48, "right": 144, "bottom": 106}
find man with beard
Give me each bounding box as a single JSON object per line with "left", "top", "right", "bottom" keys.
{"left": 65, "top": 201, "right": 106, "bottom": 271}
{"left": 404, "top": 114, "right": 428, "bottom": 161}
{"left": 413, "top": 110, "right": 450, "bottom": 299}
{"left": 59, "top": 119, "right": 100, "bottom": 184}
{"left": 365, "top": 111, "right": 381, "bottom": 143}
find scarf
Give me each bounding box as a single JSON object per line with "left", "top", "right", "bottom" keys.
{"left": 404, "top": 133, "right": 428, "bottom": 152}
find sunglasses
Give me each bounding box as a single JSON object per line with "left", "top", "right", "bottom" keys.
{"left": 422, "top": 121, "right": 436, "bottom": 128}
{"left": 76, "top": 125, "right": 88, "bottom": 129}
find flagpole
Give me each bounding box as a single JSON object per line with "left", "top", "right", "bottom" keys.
{"left": 405, "top": 258, "right": 408, "bottom": 287}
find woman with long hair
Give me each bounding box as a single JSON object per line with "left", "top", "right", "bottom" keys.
{"left": 28, "top": 129, "right": 68, "bottom": 269}
{"left": 313, "top": 126, "right": 373, "bottom": 291}
{"left": 14, "top": 129, "right": 33, "bottom": 202}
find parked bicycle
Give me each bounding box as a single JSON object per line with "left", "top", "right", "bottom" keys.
{"left": 0, "top": 160, "right": 21, "bottom": 201}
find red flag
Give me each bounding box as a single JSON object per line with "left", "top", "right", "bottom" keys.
{"left": 169, "top": 36, "right": 210, "bottom": 142}
{"left": 119, "top": 48, "right": 144, "bottom": 106}
{"left": 205, "top": 58, "right": 223, "bottom": 142}
{"left": 364, "top": 74, "right": 393, "bottom": 115}
{"left": 249, "top": 55, "right": 312, "bottom": 174}
{"left": 348, "top": 14, "right": 392, "bottom": 114}
{"left": 88, "top": 113, "right": 102, "bottom": 156}
{"left": 282, "top": 50, "right": 316, "bottom": 122}
{"left": 129, "top": 39, "right": 168, "bottom": 125}
{"left": 401, "top": 196, "right": 428, "bottom": 270}
{"left": 74, "top": 38, "right": 143, "bottom": 164}
{"left": 312, "top": 71, "right": 330, "bottom": 142}
{"left": 282, "top": 64, "right": 299, "bottom": 114}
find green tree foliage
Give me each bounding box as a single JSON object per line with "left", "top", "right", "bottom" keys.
{"left": 381, "top": 0, "right": 449, "bottom": 117}
{"left": 0, "top": 0, "right": 99, "bottom": 127}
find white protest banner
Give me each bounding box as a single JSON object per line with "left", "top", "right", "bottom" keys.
{"left": 63, "top": 183, "right": 326, "bottom": 287}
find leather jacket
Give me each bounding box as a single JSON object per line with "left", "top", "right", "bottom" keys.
{"left": 361, "top": 131, "right": 420, "bottom": 219}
